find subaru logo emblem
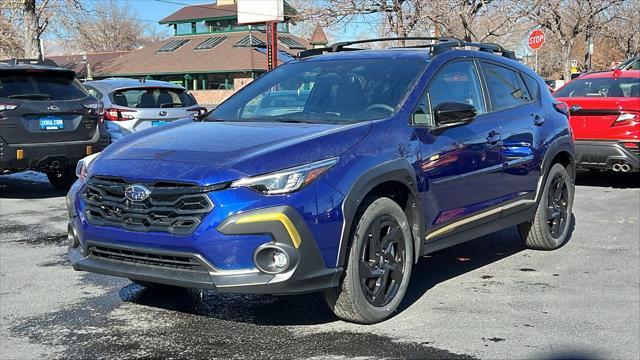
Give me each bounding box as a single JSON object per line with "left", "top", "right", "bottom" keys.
{"left": 124, "top": 184, "right": 151, "bottom": 202}
{"left": 159, "top": 111, "right": 167, "bottom": 116}
{"left": 570, "top": 105, "right": 582, "bottom": 112}
{"left": 47, "top": 105, "right": 60, "bottom": 112}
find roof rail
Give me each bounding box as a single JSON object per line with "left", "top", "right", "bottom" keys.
{"left": 0, "top": 58, "right": 59, "bottom": 67}
{"left": 297, "top": 37, "right": 516, "bottom": 60}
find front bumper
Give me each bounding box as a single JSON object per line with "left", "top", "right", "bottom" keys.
{"left": 68, "top": 206, "right": 343, "bottom": 294}
{"left": 575, "top": 140, "right": 639, "bottom": 172}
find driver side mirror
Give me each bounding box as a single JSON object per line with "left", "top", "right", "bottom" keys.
{"left": 434, "top": 102, "right": 477, "bottom": 128}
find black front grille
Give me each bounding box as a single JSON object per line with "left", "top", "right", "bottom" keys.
{"left": 89, "top": 245, "right": 208, "bottom": 272}
{"left": 81, "top": 177, "right": 215, "bottom": 235}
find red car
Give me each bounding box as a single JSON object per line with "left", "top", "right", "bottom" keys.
{"left": 554, "top": 69, "right": 639, "bottom": 173}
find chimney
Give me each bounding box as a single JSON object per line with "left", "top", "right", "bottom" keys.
{"left": 216, "top": 0, "right": 236, "bottom": 5}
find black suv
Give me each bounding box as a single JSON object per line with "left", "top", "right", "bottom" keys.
{"left": 0, "top": 59, "right": 108, "bottom": 189}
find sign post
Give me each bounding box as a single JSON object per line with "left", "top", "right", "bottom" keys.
{"left": 237, "top": 0, "right": 284, "bottom": 71}
{"left": 528, "top": 29, "right": 545, "bottom": 72}
{"left": 265, "top": 21, "right": 278, "bottom": 71}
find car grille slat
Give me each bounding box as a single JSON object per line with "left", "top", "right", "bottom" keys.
{"left": 81, "top": 177, "right": 214, "bottom": 235}
{"left": 89, "top": 245, "right": 208, "bottom": 272}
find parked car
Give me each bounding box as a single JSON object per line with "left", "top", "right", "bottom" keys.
{"left": 67, "top": 38, "right": 575, "bottom": 324}
{"left": 554, "top": 69, "right": 639, "bottom": 173}
{"left": 615, "top": 56, "right": 640, "bottom": 71}
{"left": 83, "top": 78, "right": 206, "bottom": 141}
{"left": 0, "top": 59, "right": 108, "bottom": 189}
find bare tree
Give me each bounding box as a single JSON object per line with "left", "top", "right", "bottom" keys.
{"left": 603, "top": 0, "right": 640, "bottom": 59}
{"left": 423, "top": 0, "right": 528, "bottom": 42}
{"left": 527, "top": 0, "right": 624, "bottom": 80}
{"left": 62, "top": 0, "right": 168, "bottom": 53}
{"left": 0, "top": 0, "right": 23, "bottom": 58}
{"left": 299, "top": 0, "right": 430, "bottom": 45}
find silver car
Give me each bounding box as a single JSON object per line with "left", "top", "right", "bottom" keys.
{"left": 83, "top": 78, "right": 205, "bottom": 141}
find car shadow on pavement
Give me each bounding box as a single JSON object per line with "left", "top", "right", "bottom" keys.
{"left": 120, "top": 223, "right": 562, "bottom": 326}
{"left": 0, "top": 172, "right": 66, "bottom": 199}
{"left": 398, "top": 226, "right": 526, "bottom": 313}
{"left": 575, "top": 170, "right": 639, "bottom": 189}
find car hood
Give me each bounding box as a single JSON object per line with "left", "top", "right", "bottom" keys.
{"left": 91, "top": 119, "right": 371, "bottom": 185}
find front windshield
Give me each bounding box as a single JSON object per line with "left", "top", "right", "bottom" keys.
{"left": 554, "top": 77, "right": 640, "bottom": 98}
{"left": 210, "top": 58, "right": 427, "bottom": 124}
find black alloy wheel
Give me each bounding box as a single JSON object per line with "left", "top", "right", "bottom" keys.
{"left": 546, "top": 173, "right": 569, "bottom": 238}
{"left": 359, "top": 216, "right": 406, "bottom": 307}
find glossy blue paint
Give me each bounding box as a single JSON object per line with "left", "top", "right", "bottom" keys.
{"left": 69, "top": 47, "right": 570, "bottom": 276}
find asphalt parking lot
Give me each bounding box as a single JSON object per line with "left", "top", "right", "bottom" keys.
{"left": 1, "top": 171, "right": 638, "bottom": 359}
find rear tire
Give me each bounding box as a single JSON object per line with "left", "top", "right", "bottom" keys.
{"left": 46, "top": 164, "right": 77, "bottom": 190}
{"left": 325, "top": 197, "right": 413, "bottom": 324}
{"left": 519, "top": 163, "right": 574, "bottom": 250}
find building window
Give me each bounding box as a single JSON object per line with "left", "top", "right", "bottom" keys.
{"left": 194, "top": 36, "right": 228, "bottom": 50}
{"left": 157, "top": 39, "right": 191, "bottom": 52}
{"left": 176, "top": 22, "right": 193, "bottom": 35}
{"left": 195, "top": 21, "right": 209, "bottom": 33}
{"left": 235, "top": 35, "right": 265, "bottom": 47}
{"left": 278, "top": 36, "right": 305, "bottom": 49}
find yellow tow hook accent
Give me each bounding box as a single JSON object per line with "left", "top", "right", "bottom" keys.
{"left": 235, "top": 213, "right": 302, "bottom": 248}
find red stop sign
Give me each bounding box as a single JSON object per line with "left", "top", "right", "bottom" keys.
{"left": 528, "top": 29, "right": 545, "bottom": 50}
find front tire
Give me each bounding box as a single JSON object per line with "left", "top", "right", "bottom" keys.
{"left": 519, "top": 163, "right": 574, "bottom": 250}
{"left": 46, "top": 164, "right": 77, "bottom": 190}
{"left": 325, "top": 197, "right": 413, "bottom": 324}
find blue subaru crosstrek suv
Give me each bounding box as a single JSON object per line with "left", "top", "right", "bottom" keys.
{"left": 67, "top": 38, "right": 576, "bottom": 324}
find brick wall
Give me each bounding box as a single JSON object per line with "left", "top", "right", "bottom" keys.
{"left": 190, "top": 77, "right": 254, "bottom": 108}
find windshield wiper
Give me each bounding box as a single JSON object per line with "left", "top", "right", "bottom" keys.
{"left": 272, "top": 118, "right": 319, "bottom": 124}
{"left": 8, "top": 93, "right": 51, "bottom": 100}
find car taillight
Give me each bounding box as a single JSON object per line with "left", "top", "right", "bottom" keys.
{"left": 104, "top": 108, "right": 136, "bottom": 121}
{"left": 0, "top": 102, "right": 19, "bottom": 111}
{"left": 83, "top": 100, "right": 105, "bottom": 122}
{"left": 553, "top": 102, "right": 569, "bottom": 117}
{"left": 613, "top": 113, "right": 637, "bottom": 127}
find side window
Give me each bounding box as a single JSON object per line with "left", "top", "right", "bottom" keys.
{"left": 412, "top": 92, "right": 431, "bottom": 125}
{"left": 429, "top": 61, "right": 485, "bottom": 114}
{"left": 84, "top": 85, "right": 103, "bottom": 100}
{"left": 481, "top": 62, "right": 528, "bottom": 111}
{"left": 521, "top": 73, "right": 540, "bottom": 101}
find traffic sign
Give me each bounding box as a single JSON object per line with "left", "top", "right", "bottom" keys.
{"left": 528, "top": 29, "right": 545, "bottom": 50}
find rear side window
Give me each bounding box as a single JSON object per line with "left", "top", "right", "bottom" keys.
{"left": 110, "top": 87, "right": 196, "bottom": 108}
{"left": 481, "top": 62, "right": 528, "bottom": 111}
{"left": 0, "top": 72, "right": 89, "bottom": 101}
{"left": 554, "top": 77, "right": 640, "bottom": 98}
{"left": 521, "top": 73, "right": 540, "bottom": 101}
{"left": 84, "top": 85, "right": 103, "bottom": 99}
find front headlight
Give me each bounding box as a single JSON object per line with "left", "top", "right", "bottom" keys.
{"left": 75, "top": 152, "right": 101, "bottom": 181}
{"left": 231, "top": 158, "right": 338, "bottom": 195}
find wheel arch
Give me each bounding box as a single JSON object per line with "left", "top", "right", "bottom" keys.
{"left": 336, "top": 159, "right": 424, "bottom": 268}
{"left": 536, "top": 136, "right": 576, "bottom": 204}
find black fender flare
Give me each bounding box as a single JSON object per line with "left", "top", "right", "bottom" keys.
{"left": 335, "top": 159, "right": 425, "bottom": 268}
{"left": 535, "top": 133, "right": 576, "bottom": 204}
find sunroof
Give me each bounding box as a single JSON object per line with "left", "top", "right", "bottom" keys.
{"left": 234, "top": 35, "right": 265, "bottom": 47}
{"left": 194, "top": 36, "right": 228, "bottom": 50}
{"left": 157, "top": 39, "right": 190, "bottom": 53}
{"left": 278, "top": 36, "right": 305, "bottom": 49}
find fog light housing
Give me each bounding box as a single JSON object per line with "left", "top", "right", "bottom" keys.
{"left": 254, "top": 245, "right": 292, "bottom": 274}
{"left": 67, "top": 223, "right": 80, "bottom": 249}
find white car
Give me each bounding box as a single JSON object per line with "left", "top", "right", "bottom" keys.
{"left": 83, "top": 78, "right": 206, "bottom": 141}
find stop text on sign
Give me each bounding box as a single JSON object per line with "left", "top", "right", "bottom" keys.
{"left": 528, "top": 29, "right": 545, "bottom": 50}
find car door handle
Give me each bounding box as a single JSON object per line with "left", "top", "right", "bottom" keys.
{"left": 486, "top": 131, "right": 501, "bottom": 145}
{"left": 532, "top": 114, "right": 545, "bottom": 126}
